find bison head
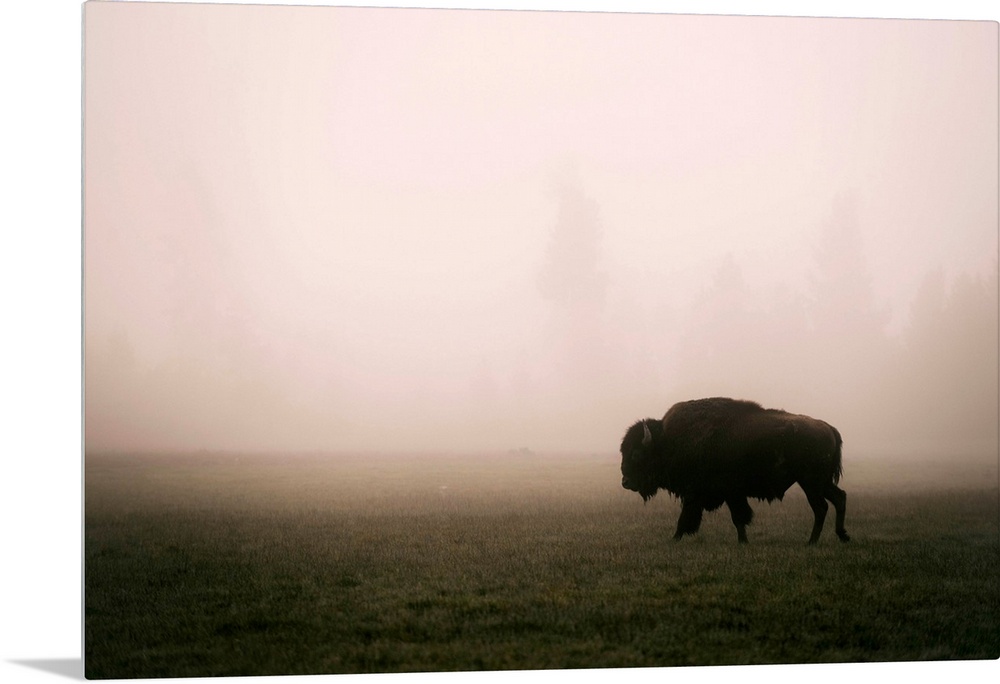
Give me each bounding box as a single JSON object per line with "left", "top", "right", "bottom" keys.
{"left": 619, "top": 418, "right": 661, "bottom": 501}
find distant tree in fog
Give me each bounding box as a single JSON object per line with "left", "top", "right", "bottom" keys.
{"left": 808, "top": 194, "right": 889, "bottom": 355}
{"left": 673, "top": 254, "right": 753, "bottom": 397}
{"left": 800, "top": 194, "right": 896, "bottom": 443}
{"left": 884, "top": 264, "right": 999, "bottom": 453}
{"left": 671, "top": 194, "right": 898, "bottom": 445}
{"left": 672, "top": 252, "right": 825, "bottom": 408}
{"left": 537, "top": 178, "right": 608, "bottom": 315}
{"left": 532, "top": 174, "right": 620, "bottom": 445}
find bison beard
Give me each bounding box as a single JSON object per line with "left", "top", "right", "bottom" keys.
{"left": 619, "top": 398, "right": 850, "bottom": 545}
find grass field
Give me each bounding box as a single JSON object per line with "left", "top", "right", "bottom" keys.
{"left": 84, "top": 451, "right": 1000, "bottom": 679}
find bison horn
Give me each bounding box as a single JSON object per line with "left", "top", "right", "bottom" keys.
{"left": 642, "top": 422, "right": 652, "bottom": 446}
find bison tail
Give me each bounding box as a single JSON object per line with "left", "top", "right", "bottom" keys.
{"left": 831, "top": 426, "right": 844, "bottom": 484}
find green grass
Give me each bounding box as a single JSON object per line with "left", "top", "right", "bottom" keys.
{"left": 84, "top": 452, "right": 1000, "bottom": 678}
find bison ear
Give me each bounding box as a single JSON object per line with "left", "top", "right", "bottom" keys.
{"left": 642, "top": 422, "right": 652, "bottom": 446}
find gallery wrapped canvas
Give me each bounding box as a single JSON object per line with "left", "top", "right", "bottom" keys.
{"left": 83, "top": 1, "right": 999, "bottom": 680}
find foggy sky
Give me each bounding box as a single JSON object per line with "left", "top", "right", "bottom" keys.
{"left": 84, "top": 3, "right": 998, "bottom": 455}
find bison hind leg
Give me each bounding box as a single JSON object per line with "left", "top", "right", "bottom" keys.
{"left": 802, "top": 487, "right": 829, "bottom": 544}
{"left": 825, "top": 483, "right": 850, "bottom": 542}
{"left": 726, "top": 497, "right": 754, "bottom": 544}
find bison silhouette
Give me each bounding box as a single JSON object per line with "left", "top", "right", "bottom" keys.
{"left": 620, "top": 397, "right": 850, "bottom": 544}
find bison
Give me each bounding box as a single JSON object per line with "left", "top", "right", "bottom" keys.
{"left": 619, "top": 397, "right": 850, "bottom": 544}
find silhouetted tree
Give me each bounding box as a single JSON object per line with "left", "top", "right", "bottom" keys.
{"left": 885, "top": 263, "right": 999, "bottom": 453}
{"left": 673, "top": 254, "right": 760, "bottom": 399}
{"left": 808, "top": 193, "right": 889, "bottom": 350}
{"left": 673, "top": 254, "right": 819, "bottom": 407}
{"left": 802, "top": 193, "right": 894, "bottom": 440}
{"left": 533, "top": 172, "right": 619, "bottom": 444}
{"left": 537, "top": 178, "right": 608, "bottom": 315}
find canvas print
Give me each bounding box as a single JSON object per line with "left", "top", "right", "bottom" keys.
{"left": 83, "top": 1, "right": 999, "bottom": 679}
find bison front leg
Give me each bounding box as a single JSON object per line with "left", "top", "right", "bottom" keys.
{"left": 726, "top": 497, "right": 754, "bottom": 544}
{"left": 673, "top": 500, "right": 703, "bottom": 540}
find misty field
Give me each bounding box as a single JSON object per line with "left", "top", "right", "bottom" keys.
{"left": 84, "top": 451, "right": 999, "bottom": 679}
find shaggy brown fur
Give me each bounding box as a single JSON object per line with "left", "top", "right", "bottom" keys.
{"left": 620, "top": 398, "right": 850, "bottom": 544}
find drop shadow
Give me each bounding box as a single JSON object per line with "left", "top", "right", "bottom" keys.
{"left": 8, "top": 659, "right": 83, "bottom": 680}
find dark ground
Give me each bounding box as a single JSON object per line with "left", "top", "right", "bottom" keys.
{"left": 84, "top": 451, "right": 1000, "bottom": 679}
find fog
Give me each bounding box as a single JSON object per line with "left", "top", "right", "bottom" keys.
{"left": 84, "top": 4, "right": 997, "bottom": 458}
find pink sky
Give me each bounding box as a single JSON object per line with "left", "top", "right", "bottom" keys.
{"left": 83, "top": 2, "right": 997, "bottom": 453}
